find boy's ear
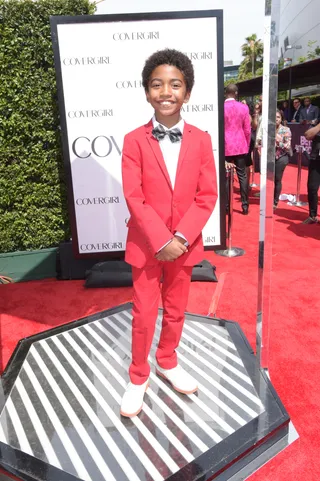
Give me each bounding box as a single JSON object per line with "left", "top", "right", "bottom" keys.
{"left": 184, "top": 91, "right": 191, "bottom": 103}
{"left": 145, "top": 89, "right": 151, "bottom": 103}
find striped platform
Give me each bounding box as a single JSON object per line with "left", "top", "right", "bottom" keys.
{"left": 0, "top": 304, "right": 289, "bottom": 481}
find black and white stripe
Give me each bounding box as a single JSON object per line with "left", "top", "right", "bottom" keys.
{"left": 0, "top": 309, "right": 265, "bottom": 481}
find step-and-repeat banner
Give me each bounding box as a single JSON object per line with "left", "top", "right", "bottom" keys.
{"left": 51, "top": 12, "right": 225, "bottom": 257}
{"left": 289, "top": 123, "right": 313, "bottom": 166}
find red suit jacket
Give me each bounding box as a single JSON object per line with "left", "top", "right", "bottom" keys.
{"left": 122, "top": 119, "right": 218, "bottom": 268}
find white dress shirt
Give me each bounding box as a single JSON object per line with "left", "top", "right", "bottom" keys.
{"left": 152, "top": 115, "right": 184, "bottom": 188}
{"left": 152, "top": 116, "right": 188, "bottom": 248}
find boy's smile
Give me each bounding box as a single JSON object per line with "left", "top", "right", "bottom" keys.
{"left": 146, "top": 64, "right": 190, "bottom": 128}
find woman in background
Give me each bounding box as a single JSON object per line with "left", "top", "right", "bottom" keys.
{"left": 253, "top": 102, "right": 262, "bottom": 136}
{"left": 257, "top": 109, "right": 292, "bottom": 208}
{"left": 247, "top": 102, "right": 262, "bottom": 180}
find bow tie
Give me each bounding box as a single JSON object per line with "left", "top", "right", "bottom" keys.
{"left": 152, "top": 124, "right": 183, "bottom": 143}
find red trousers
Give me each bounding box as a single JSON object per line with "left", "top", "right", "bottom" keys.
{"left": 129, "top": 262, "right": 193, "bottom": 385}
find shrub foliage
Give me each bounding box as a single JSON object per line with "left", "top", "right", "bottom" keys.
{"left": 0, "top": 0, "right": 95, "bottom": 253}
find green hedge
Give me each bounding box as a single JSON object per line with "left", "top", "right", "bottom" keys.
{"left": 0, "top": 0, "right": 96, "bottom": 253}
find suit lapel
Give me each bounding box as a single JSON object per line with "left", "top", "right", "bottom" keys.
{"left": 174, "top": 123, "right": 191, "bottom": 188}
{"left": 145, "top": 121, "right": 172, "bottom": 191}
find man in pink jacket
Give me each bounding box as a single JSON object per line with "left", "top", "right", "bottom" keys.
{"left": 224, "top": 84, "right": 251, "bottom": 214}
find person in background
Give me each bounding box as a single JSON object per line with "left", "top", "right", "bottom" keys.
{"left": 254, "top": 102, "right": 263, "bottom": 178}
{"left": 291, "top": 98, "right": 302, "bottom": 123}
{"left": 253, "top": 102, "right": 262, "bottom": 146}
{"left": 257, "top": 109, "right": 292, "bottom": 208}
{"left": 300, "top": 97, "right": 319, "bottom": 125}
{"left": 224, "top": 84, "right": 251, "bottom": 215}
{"left": 246, "top": 103, "right": 257, "bottom": 180}
{"left": 281, "top": 100, "right": 290, "bottom": 122}
{"left": 274, "top": 110, "right": 292, "bottom": 208}
{"left": 303, "top": 123, "right": 320, "bottom": 224}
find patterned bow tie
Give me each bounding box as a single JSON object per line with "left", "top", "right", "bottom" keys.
{"left": 152, "top": 124, "right": 183, "bottom": 143}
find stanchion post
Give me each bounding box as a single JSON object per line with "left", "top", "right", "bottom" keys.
{"left": 296, "top": 146, "right": 302, "bottom": 202}
{"left": 227, "top": 167, "right": 233, "bottom": 250}
{"left": 215, "top": 166, "right": 245, "bottom": 258}
{"left": 288, "top": 145, "right": 307, "bottom": 207}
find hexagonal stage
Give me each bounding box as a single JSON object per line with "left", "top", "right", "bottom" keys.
{"left": 0, "top": 304, "right": 289, "bottom": 481}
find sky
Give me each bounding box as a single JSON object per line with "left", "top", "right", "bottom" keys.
{"left": 95, "top": 0, "right": 266, "bottom": 65}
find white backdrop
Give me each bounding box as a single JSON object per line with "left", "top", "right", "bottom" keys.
{"left": 55, "top": 14, "right": 222, "bottom": 255}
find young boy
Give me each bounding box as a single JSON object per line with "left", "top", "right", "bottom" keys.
{"left": 121, "top": 48, "right": 217, "bottom": 417}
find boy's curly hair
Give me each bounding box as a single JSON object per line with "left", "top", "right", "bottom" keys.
{"left": 142, "top": 48, "right": 195, "bottom": 92}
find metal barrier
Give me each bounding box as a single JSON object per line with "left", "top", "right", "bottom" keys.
{"left": 288, "top": 145, "right": 307, "bottom": 207}
{"left": 215, "top": 166, "right": 245, "bottom": 258}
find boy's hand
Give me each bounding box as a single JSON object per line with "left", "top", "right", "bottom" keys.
{"left": 155, "top": 238, "right": 187, "bottom": 262}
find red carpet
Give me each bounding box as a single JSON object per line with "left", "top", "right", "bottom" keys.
{"left": 1, "top": 163, "right": 320, "bottom": 480}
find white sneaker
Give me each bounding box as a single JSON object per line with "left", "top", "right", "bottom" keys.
{"left": 120, "top": 379, "right": 149, "bottom": 418}
{"left": 156, "top": 364, "right": 198, "bottom": 394}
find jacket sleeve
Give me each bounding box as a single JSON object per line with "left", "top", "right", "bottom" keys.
{"left": 243, "top": 106, "right": 251, "bottom": 152}
{"left": 121, "top": 134, "right": 173, "bottom": 254}
{"left": 175, "top": 133, "right": 218, "bottom": 246}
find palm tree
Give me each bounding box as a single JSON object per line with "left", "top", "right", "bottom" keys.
{"left": 239, "top": 34, "right": 264, "bottom": 80}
